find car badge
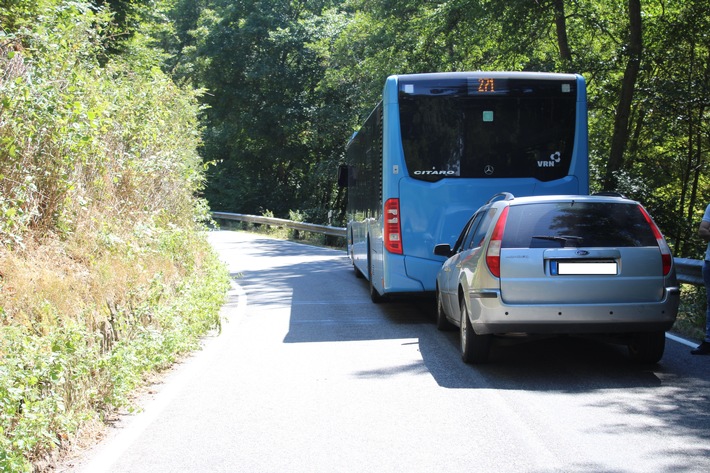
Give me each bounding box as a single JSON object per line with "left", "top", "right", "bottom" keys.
{"left": 484, "top": 165, "right": 495, "bottom": 176}
{"left": 576, "top": 250, "right": 589, "bottom": 256}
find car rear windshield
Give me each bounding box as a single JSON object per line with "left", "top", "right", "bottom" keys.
{"left": 502, "top": 202, "right": 658, "bottom": 248}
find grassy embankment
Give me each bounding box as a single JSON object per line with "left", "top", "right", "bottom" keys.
{"left": 0, "top": 4, "right": 229, "bottom": 471}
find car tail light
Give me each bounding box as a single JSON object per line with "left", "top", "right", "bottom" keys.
{"left": 638, "top": 205, "right": 672, "bottom": 276}
{"left": 384, "top": 198, "right": 403, "bottom": 254}
{"left": 486, "top": 207, "right": 509, "bottom": 278}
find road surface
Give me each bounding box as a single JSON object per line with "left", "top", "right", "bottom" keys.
{"left": 65, "top": 230, "right": 710, "bottom": 473}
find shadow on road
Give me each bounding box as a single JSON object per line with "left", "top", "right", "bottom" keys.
{"left": 232, "top": 237, "right": 707, "bottom": 385}
{"left": 217, "top": 232, "right": 710, "bottom": 469}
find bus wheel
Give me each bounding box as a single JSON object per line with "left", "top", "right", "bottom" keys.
{"left": 368, "top": 255, "right": 386, "bottom": 304}
{"left": 460, "top": 297, "right": 491, "bottom": 364}
{"left": 351, "top": 231, "right": 363, "bottom": 278}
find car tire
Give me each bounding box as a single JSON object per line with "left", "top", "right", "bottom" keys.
{"left": 460, "top": 296, "right": 491, "bottom": 364}
{"left": 436, "top": 287, "right": 455, "bottom": 331}
{"left": 627, "top": 331, "right": 665, "bottom": 363}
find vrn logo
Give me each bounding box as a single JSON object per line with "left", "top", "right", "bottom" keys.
{"left": 538, "top": 152, "right": 562, "bottom": 168}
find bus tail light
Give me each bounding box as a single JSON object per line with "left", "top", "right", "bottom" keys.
{"left": 486, "top": 207, "right": 509, "bottom": 278}
{"left": 384, "top": 198, "right": 403, "bottom": 254}
{"left": 638, "top": 205, "right": 672, "bottom": 276}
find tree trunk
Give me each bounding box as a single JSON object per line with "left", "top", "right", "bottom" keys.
{"left": 602, "top": 0, "right": 642, "bottom": 191}
{"left": 552, "top": 0, "right": 572, "bottom": 62}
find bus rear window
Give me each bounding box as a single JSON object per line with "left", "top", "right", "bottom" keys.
{"left": 399, "top": 78, "right": 577, "bottom": 182}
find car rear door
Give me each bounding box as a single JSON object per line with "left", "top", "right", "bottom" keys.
{"left": 497, "top": 201, "right": 666, "bottom": 305}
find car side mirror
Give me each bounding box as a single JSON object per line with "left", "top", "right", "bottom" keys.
{"left": 434, "top": 244, "right": 453, "bottom": 257}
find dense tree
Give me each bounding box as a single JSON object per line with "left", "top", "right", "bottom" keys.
{"left": 160, "top": 0, "right": 710, "bottom": 257}
{"left": 166, "top": 0, "right": 350, "bottom": 220}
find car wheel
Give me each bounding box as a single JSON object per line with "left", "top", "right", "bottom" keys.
{"left": 435, "top": 287, "right": 455, "bottom": 331}
{"left": 460, "top": 296, "right": 491, "bottom": 364}
{"left": 627, "top": 331, "right": 665, "bottom": 363}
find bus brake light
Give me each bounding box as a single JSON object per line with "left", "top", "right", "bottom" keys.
{"left": 384, "top": 198, "right": 403, "bottom": 254}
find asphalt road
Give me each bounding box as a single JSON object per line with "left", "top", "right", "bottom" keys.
{"left": 65, "top": 230, "right": 710, "bottom": 473}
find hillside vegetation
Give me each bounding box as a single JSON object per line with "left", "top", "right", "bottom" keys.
{"left": 0, "top": 2, "right": 229, "bottom": 470}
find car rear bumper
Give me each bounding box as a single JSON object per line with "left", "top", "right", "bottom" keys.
{"left": 468, "top": 287, "right": 680, "bottom": 335}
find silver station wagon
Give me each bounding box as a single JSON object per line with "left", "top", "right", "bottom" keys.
{"left": 434, "top": 193, "right": 680, "bottom": 364}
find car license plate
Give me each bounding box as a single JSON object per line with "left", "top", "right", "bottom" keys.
{"left": 552, "top": 261, "right": 618, "bottom": 275}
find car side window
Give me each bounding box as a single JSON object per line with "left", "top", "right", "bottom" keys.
{"left": 453, "top": 212, "right": 482, "bottom": 253}
{"left": 466, "top": 208, "right": 498, "bottom": 250}
{"left": 460, "top": 212, "right": 487, "bottom": 251}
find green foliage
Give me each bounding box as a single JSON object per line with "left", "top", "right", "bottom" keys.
{"left": 168, "top": 0, "right": 351, "bottom": 220}
{"left": 675, "top": 284, "right": 708, "bottom": 341}
{"left": 0, "top": 1, "right": 210, "bottom": 246}
{"left": 0, "top": 1, "right": 230, "bottom": 469}
{"left": 166, "top": 0, "right": 710, "bottom": 256}
{"left": 0, "top": 323, "right": 98, "bottom": 471}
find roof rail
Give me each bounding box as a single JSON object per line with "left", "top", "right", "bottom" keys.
{"left": 592, "top": 191, "right": 627, "bottom": 198}
{"left": 486, "top": 192, "right": 515, "bottom": 204}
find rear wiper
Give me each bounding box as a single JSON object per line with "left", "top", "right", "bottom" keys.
{"left": 532, "top": 235, "right": 584, "bottom": 247}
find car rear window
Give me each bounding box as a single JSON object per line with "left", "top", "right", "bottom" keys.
{"left": 502, "top": 202, "right": 658, "bottom": 248}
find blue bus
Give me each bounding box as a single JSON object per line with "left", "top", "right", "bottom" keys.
{"left": 339, "top": 72, "right": 588, "bottom": 302}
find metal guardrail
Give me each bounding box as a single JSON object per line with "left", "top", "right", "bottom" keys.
{"left": 674, "top": 258, "right": 703, "bottom": 286}
{"left": 211, "top": 212, "right": 704, "bottom": 286}
{"left": 212, "top": 212, "right": 346, "bottom": 238}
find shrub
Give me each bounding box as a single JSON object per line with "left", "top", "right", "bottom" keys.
{"left": 0, "top": 2, "right": 230, "bottom": 469}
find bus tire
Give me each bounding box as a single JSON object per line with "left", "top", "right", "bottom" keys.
{"left": 351, "top": 230, "right": 363, "bottom": 278}
{"left": 368, "top": 246, "right": 386, "bottom": 304}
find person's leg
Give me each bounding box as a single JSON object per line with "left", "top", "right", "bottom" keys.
{"left": 690, "top": 261, "right": 710, "bottom": 354}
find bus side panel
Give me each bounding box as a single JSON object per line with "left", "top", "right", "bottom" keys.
{"left": 372, "top": 76, "right": 413, "bottom": 295}
{"left": 382, "top": 76, "right": 406, "bottom": 203}
{"left": 571, "top": 74, "right": 589, "bottom": 194}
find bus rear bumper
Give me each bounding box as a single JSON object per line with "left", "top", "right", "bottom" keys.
{"left": 380, "top": 254, "right": 429, "bottom": 293}
{"left": 396, "top": 255, "right": 442, "bottom": 292}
